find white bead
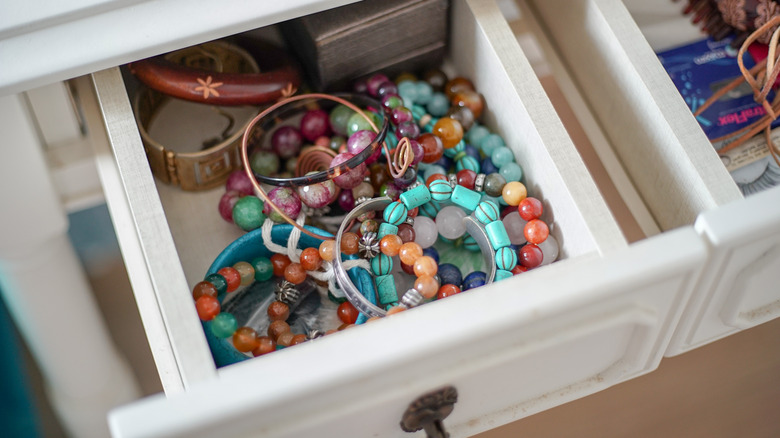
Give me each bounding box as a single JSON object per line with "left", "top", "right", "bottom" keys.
{"left": 538, "top": 234, "right": 559, "bottom": 265}
{"left": 435, "top": 206, "right": 467, "bottom": 240}
{"left": 502, "top": 211, "right": 527, "bottom": 245}
{"left": 413, "top": 216, "right": 438, "bottom": 248}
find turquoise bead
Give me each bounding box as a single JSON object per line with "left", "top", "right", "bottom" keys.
{"left": 443, "top": 141, "right": 465, "bottom": 158}
{"left": 232, "top": 196, "right": 266, "bottom": 231}
{"left": 423, "top": 165, "right": 447, "bottom": 181}
{"left": 499, "top": 162, "right": 523, "bottom": 183}
{"left": 398, "top": 81, "right": 417, "bottom": 101}
{"left": 474, "top": 200, "right": 500, "bottom": 225}
{"left": 427, "top": 92, "right": 450, "bottom": 117}
{"left": 251, "top": 257, "right": 274, "bottom": 282}
{"left": 205, "top": 273, "right": 227, "bottom": 294}
{"left": 423, "top": 118, "right": 437, "bottom": 133}
{"left": 428, "top": 179, "right": 453, "bottom": 201}
{"left": 411, "top": 105, "right": 427, "bottom": 121}
{"left": 210, "top": 313, "right": 237, "bottom": 338}
{"left": 485, "top": 220, "right": 511, "bottom": 250}
{"left": 414, "top": 81, "right": 434, "bottom": 105}
{"left": 418, "top": 200, "right": 441, "bottom": 218}
{"left": 378, "top": 222, "right": 399, "bottom": 238}
{"left": 385, "top": 131, "right": 399, "bottom": 150}
{"left": 451, "top": 185, "right": 481, "bottom": 212}
{"left": 375, "top": 274, "right": 398, "bottom": 306}
{"left": 383, "top": 201, "right": 408, "bottom": 225}
{"left": 400, "top": 184, "right": 432, "bottom": 209}
{"left": 463, "top": 235, "right": 480, "bottom": 252}
{"left": 479, "top": 134, "right": 505, "bottom": 157}
{"left": 495, "top": 247, "right": 518, "bottom": 270}
{"left": 456, "top": 155, "right": 480, "bottom": 173}
{"left": 491, "top": 146, "right": 515, "bottom": 168}
{"left": 466, "top": 124, "right": 490, "bottom": 146}
{"left": 371, "top": 254, "right": 393, "bottom": 276}
{"left": 495, "top": 269, "right": 513, "bottom": 281}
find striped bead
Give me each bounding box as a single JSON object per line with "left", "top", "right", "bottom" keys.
{"left": 463, "top": 234, "right": 480, "bottom": 252}
{"left": 371, "top": 254, "right": 393, "bottom": 276}
{"left": 383, "top": 201, "right": 408, "bottom": 225}
{"left": 400, "top": 184, "right": 432, "bottom": 209}
{"left": 495, "top": 269, "right": 513, "bottom": 281}
{"left": 450, "top": 185, "right": 481, "bottom": 212}
{"left": 486, "top": 220, "right": 511, "bottom": 250}
{"left": 455, "top": 155, "right": 480, "bottom": 173}
{"left": 419, "top": 199, "right": 441, "bottom": 218}
{"left": 495, "top": 247, "right": 518, "bottom": 271}
{"left": 428, "top": 179, "right": 453, "bottom": 201}
{"left": 378, "top": 222, "right": 399, "bottom": 238}
{"left": 376, "top": 274, "right": 398, "bottom": 306}
{"left": 443, "top": 140, "right": 465, "bottom": 158}
{"left": 475, "top": 200, "right": 500, "bottom": 224}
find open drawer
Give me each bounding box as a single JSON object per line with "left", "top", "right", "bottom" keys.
{"left": 78, "top": 0, "right": 706, "bottom": 435}
{"left": 525, "top": 0, "right": 780, "bottom": 356}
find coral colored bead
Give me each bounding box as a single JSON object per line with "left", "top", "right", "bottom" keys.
{"left": 426, "top": 173, "right": 448, "bottom": 186}
{"left": 413, "top": 256, "right": 438, "bottom": 277}
{"left": 456, "top": 169, "right": 477, "bottom": 190}
{"left": 341, "top": 232, "right": 360, "bottom": 255}
{"left": 290, "top": 334, "right": 307, "bottom": 346}
{"left": 432, "top": 117, "right": 464, "bottom": 149}
{"left": 518, "top": 197, "right": 544, "bottom": 221}
{"left": 337, "top": 301, "right": 359, "bottom": 324}
{"left": 380, "top": 235, "right": 403, "bottom": 256}
{"left": 511, "top": 265, "right": 528, "bottom": 275}
{"left": 445, "top": 77, "right": 475, "bottom": 98}
{"left": 271, "top": 254, "right": 292, "bottom": 277}
{"left": 524, "top": 219, "right": 549, "bottom": 245}
{"left": 232, "top": 326, "right": 259, "bottom": 352}
{"left": 233, "top": 261, "right": 255, "bottom": 286}
{"left": 217, "top": 267, "right": 241, "bottom": 293}
{"left": 418, "top": 133, "right": 445, "bottom": 163}
{"left": 277, "top": 332, "right": 295, "bottom": 347}
{"left": 252, "top": 336, "right": 276, "bottom": 357}
{"left": 399, "top": 242, "right": 423, "bottom": 265}
{"left": 397, "top": 223, "right": 416, "bottom": 243}
{"left": 195, "top": 295, "right": 220, "bottom": 321}
{"left": 267, "top": 301, "right": 290, "bottom": 321}
{"left": 319, "top": 240, "right": 336, "bottom": 262}
{"left": 284, "top": 263, "right": 307, "bottom": 285}
{"left": 502, "top": 181, "right": 527, "bottom": 206}
{"left": 300, "top": 247, "right": 322, "bottom": 271}
{"left": 192, "top": 281, "right": 218, "bottom": 300}
{"left": 437, "top": 284, "right": 461, "bottom": 299}
{"left": 519, "top": 244, "right": 544, "bottom": 268}
{"left": 452, "top": 90, "right": 485, "bottom": 119}
{"left": 386, "top": 306, "right": 406, "bottom": 315}
{"left": 267, "top": 320, "right": 290, "bottom": 341}
{"left": 414, "top": 275, "right": 439, "bottom": 299}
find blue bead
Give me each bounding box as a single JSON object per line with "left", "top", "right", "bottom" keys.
{"left": 438, "top": 263, "right": 462, "bottom": 286}
{"left": 443, "top": 140, "right": 465, "bottom": 158}
{"left": 462, "top": 271, "right": 487, "bottom": 290}
{"left": 466, "top": 124, "right": 490, "bottom": 146}
{"left": 414, "top": 81, "right": 434, "bottom": 105}
{"left": 464, "top": 144, "right": 481, "bottom": 160}
{"left": 423, "top": 164, "right": 447, "bottom": 181}
{"left": 427, "top": 92, "right": 450, "bottom": 117}
{"left": 433, "top": 155, "right": 454, "bottom": 171}
{"left": 499, "top": 162, "right": 523, "bottom": 182}
{"left": 481, "top": 157, "right": 498, "bottom": 175}
{"left": 428, "top": 179, "right": 453, "bottom": 202}
{"left": 495, "top": 269, "right": 513, "bottom": 281}
{"left": 479, "top": 134, "right": 505, "bottom": 156}
{"left": 371, "top": 254, "right": 393, "bottom": 276}
{"left": 474, "top": 200, "right": 500, "bottom": 224}
{"left": 383, "top": 201, "right": 408, "bottom": 225}
{"left": 495, "top": 246, "right": 518, "bottom": 270}
{"left": 455, "top": 155, "right": 480, "bottom": 173}
{"left": 491, "top": 146, "right": 515, "bottom": 168}
{"left": 423, "top": 247, "right": 440, "bottom": 264}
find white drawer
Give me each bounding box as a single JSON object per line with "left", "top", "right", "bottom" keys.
{"left": 78, "top": 0, "right": 706, "bottom": 435}
{"left": 526, "top": 0, "right": 780, "bottom": 355}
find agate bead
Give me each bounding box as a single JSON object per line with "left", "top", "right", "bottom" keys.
{"left": 252, "top": 257, "right": 274, "bottom": 282}
{"left": 445, "top": 77, "right": 475, "bottom": 98}
{"left": 218, "top": 190, "right": 242, "bottom": 223}
{"left": 524, "top": 219, "right": 549, "bottom": 245}
{"left": 195, "top": 295, "right": 220, "bottom": 321}
{"left": 270, "top": 254, "right": 292, "bottom": 277}
{"left": 252, "top": 336, "right": 276, "bottom": 357}
{"left": 427, "top": 93, "right": 450, "bottom": 117}
{"left": 210, "top": 313, "right": 237, "bottom": 338}
{"left": 217, "top": 267, "right": 241, "bottom": 293}
{"left": 399, "top": 242, "right": 423, "bottom": 265}
{"left": 290, "top": 334, "right": 307, "bottom": 346}
{"left": 271, "top": 126, "right": 303, "bottom": 159}
{"left": 518, "top": 197, "right": 543, "bottom": 221}
{"left": 233, "top": 261, "right": 255, "bottom": 286}
{"left": 331, "top": 152, "right": 367, "bottom": 190}
{"left": 379, "top": 235, "right": 403, "bottom": 256}
{"left": 432, "top": 117, "right": 464, "bottom": 149}
{"left": 341, "top": 232, "right": 360, "bottom": 255}
{"left": 284, "top": 263, "right": 307, "bottom": 285}
{"left": 318, "top": 240, "right": 336, "bottom": 262}
{"left": 337, "top": 301, "right": 359, "bottom": 324}
{"left": 264, "top": 187, "right": 302, "bottom": 223}
{"left": 250, "top": 150, "right": 280, "bottom": 177}
{"left": 483, "top": 173, "right": 507, "bottom": 198}
{"left": 232, "top": 326, "right": 259, "bottom": 353}
{"left": 437, "top": 284, "right": 461, "bottom": 299}
{"left": 192, "top": 281, "right": 217, "bottom": 300}
{"left": 232, "top": 196, "right": 265, "bottom": 231}
{"left": 397, "top": 223, "right": 416, "bottom": 243}
{"left": 267, "top": 301, "right": 290, "bottom": 321}
{"left": 418, "top": 133, "right": 444, "bottom": 163}
{"left": 276, "top": 332, "right": 295, "bottom": 347}
{"left": 300, "top": 109, "right": 330, "bottom": 142}
{"left": 456, "top": 169, "right": 477, "bottom": 190}
{"left": 300, "top": 247, "right": 322, "bottom": 271}
{"left": 519, "top": 244, "right": 543, "bottom": 268}
{"left": 414, "top": 275, "right": 439, "bottom": 299}
{"left": 330, "top": 105, "right": 356, "bottom": 136}
{"left": 413, "top": 256, "right": 438, "bottom": 277}
{"left": 501, "top": 181, "right": 527, "bottom": 206}
{"left": 412, "top": 216, "right": 438, "bottom": 248}
{"left": 452, "top": 89, "right": 485, "bottom": 119}
{"left": 297, "top": 177, "right": 337, "bottom": 209}
{"left": 267, "top": 320, "right": 290, "bottom": 341}
{"left": 205, "top": 273, "right": 227, "bottom": 294}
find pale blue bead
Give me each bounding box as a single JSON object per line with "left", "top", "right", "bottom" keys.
{"left": 383, "top": 201, "right": 408, "bottom": 225}
{"left": 491, "top": 146, "right": 515, "bottom": 168}
{"left": 378, "top": 222, "right": 399, "bottom": 238}
{"left": 479, "top": 134, "right": 505, "bottom": 156}
{"left": 398, "top": 81, "right": 417, "bottom": 102}
{"left": 423, "top": 165, "right": 447, "bottom": 181}
{"left": 495, "top": 247, "right": 518, "bottom": 270}
{"left": 385, "top": 131, "right": 399, "bottom": 149}
{"left": 463, "top": 234, "right": 480, "bottom": 252}
{"left": 450, "top": 185, "right": 480, "bottom": 212}
{"left": 428, "top": 179, "right": 453, "bottom": 201}
{"left": 400, "top": 184, "right": 432, "bottom": 209}
{"left": 423, "top": 117, "right": 437, "bottom": 133}
{"left": 443, "top": 140, "right": 465, "bottom": 158}
{"left": 495, "top": 269, "right": 513, "bottom": 281}
{"left": 499, "top": 162, "right": 523, "bottom": 183}
{"left": 466, "top": 125, "right": 490, "bottom": 146}
{"left": 371, "top": 254, "right": 393, "bottom": 276}
{"left": 427, "top": 93, "right": 449, "bottom": 117}
{"left": 411, "top": 105, "right": 427, "bottom": 121}
{"left": 456, "top": 155, "right": 480, "bottom": 173}
{"left": 414, "top": 81, "right": 433, "bottom": 105}
{"left": 474, "top": 200, "right": 500, "bottom": 225}
{"left": 376, "top": 274, "right": 398, "bottom": 306}
{"left": 485, "top": 220, "right": 511, "bottom": 250}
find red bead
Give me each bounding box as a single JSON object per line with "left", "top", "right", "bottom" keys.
{"left": 300, "top": 247, "right": 322, "bottom": 271}
{"left": 217, "top": 267, "right": 241, "bottom": 293}
{"left": 397, "top": 223, "right": 416, "bottom": 243}
{"left": 195, "top": 295, "right": 220, "bottom": 321}
{"left": 284, "top": 263, "right": 307, "bottom": 285}
{"left": 519, "top": 244, "right": 543, "bottom": 268}
{"left": 337, "top": 301, "right": 359, "bottom": 324}
{"left": 271, "top": 254, "right": 292, "bottom": 277}
{"left": 437, "top": 284, "right": 461, "bottom": 299}
{"left": 290, "top": 334, "right": 307, "bottom": 346}
{"left": 401, "top": 261, "right": 416, "bottom": 275}
{"left": 524, "top": 219, "right": 549, "bottom": 245}
{"left": 456, "top": 169, "right": 477, "bottom": 190}
{"left": 518, "top": 197, "right": 543, "bottom": 221}
{"left": 426, "top": 173, "right": 447, "bottom": 186}
{"left": 408, "top": 207, "right": 419, "bottom": 218}
{"left": 252, "top": 336, "right": 276, "bottom": 356}
{"left": 232, "top": 326, "right": 259, "bottom": 352}
{"left": 511, "top": 265, "right": 528, "bottom": 275}
{"left": 418, "top": 133, "right": 444, "bottom": 164}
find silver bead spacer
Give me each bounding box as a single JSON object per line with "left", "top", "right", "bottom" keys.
{"left": 301, "top": 204, "right": 330, "bottom": 218}
{"left": 407, "top": 180, "right": 423, "bottom": 190}
{"left": 306, "top": 329, "right": 324, "bottom": 340}
{"left": 276, "top": 280, "right": 301, "bottom": 305}
{"left": 400, "top": 288, "right": 424, "bottom": 308}
{"left": 404, "top": 216, "right": 415, "bottom": 226}
{"left": 474, "top": 173, "right": 486, "bottom": 192}
{"left": 358, "top": 231, "right": 380, "bottom": 259}
{"left": 448, "top": 173, "right": 458, "bottom": 188}
{"left": 355, "top": 196, "right": 372, "bottom": 206}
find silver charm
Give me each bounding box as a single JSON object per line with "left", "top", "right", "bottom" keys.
{"left": 474, "top": 173, "right": 486, "bottom": 192}
{"left": 400, "top": 288, "right": 424, "bottom": 308}
{"left": 306, "top": 329, "right": 324, "bottom": 340}
{"left": 447, "top": 173, "right": 457, "bottom": 188}
{"left": 276, "top": 280, "right": 301, "bottom": 305}
{"left": 404, "top": 216, "right": 415, "bottom": 226}
{"left": 301, "top": 204, "right": 331, "bottom": 218}
{"left": 358, "top": 231, "right": 380, "bottom": 259}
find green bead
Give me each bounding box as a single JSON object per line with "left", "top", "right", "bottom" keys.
{"left": 466, "top": 124, "right": 490, "bottom": 146}
{"left": 232, "top": 196, "right": 266, "bottom": 231}
{"left": 483, "top": 173, "right": 506, "bottom": 197}
{"left": 486, "top": 220, "right": 511, "bottom": 250}
{"left": 463, "top": 235, "right": 480, "bottom": 252}
{"left": 378, "top": 222, "right": 399, "bottom": 238}
{"left": 499, "top": 162, "right": 523, "bottom": 183}
{"left": 451, "top": 185, "right": 481, "bottom": 212}
{"left": 383, "top": 201, "right": 408, "bottom": 225}
{"left": 398, "top": 81, "right": 418, "bottom": 102}
{"left": 414, "top": 81, "right": 434, "bottom": 105}
{"left": 428, "top": 179, "right": 453, "bottom": 201}
{"left": 330, "top": 105, "right": 356, "bottom": 136}
{"left": 210, "top": 313, "right": 237, "bottom": 338}
{"left": 384, "top": 95, "right": 404, "bottom": 110}
{"left": 327, "top": 290, "right": 347, "bottom": 304}
{"left": 251, "top": 257, "right": 274, "bottom": 282}
{"left": 249, "top": 150, "right": 280, "bottom": 176}
{"left": 205, "top": 273, "right": 227, "bottom": 294}
{"left": 495, "top": 247, "right": 518, "bottom": 270}
{"left": 360, "top": 219, "right": 379, "bottom": 235}
{"left": 495, "top": 269, "right": 513, "bottom": 281}
{"left": 376, "top": 274, "right": 398, "bottom": 306}
{"left": 474, "top": 200, "right": 500, "bottom": 225}
{"left": 479, "top": 134, "right": 505, "bottom": 157}
{"left": 491, "top": 146, "right": 515, "bottom": 168}
{"left": 347, "top": 112, "right": 376, "bottom": 137}
{"left": 418, "top": 199, "right": 441, "bottom": 218}
{"left": 385, "top": 131, "right": 399, "bottom": 149}
{"left": 456, "top": 155, "right": 480, "bottom": 173}
{"left": 453, "top": 151, "right": 467, "bottom": 162}
{"left": 371, "top": 254, "right": 393, "bottom": 276}
{"left": 399, "top": 184, "right": 432, "bottom": 209}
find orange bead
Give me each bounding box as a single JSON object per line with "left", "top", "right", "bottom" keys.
{"left": 502, "top": 181, "right": 527, "bottom": 206}
{"left": 233, "top": 261, "right": 255, "bottom": 286}
{"left": 217, "top": 267, "right": 241, "bottom": 293}
{"left": 386, "top": 306, "right": 406, "bottom": 315}
{"left": 426, "top": 173, "right": 447, "bottom": 186}
{"left": 252, "top": 336, "right": 276, "bottom": 357}
{"left": 267, "top": 320, "right": 290, "bottom": 341}
{"left": 192, "top": 281, "right": 218, "bottom": 300}
{"left": 300, "top": 247, "right": 322, "bottom": 271}
{"left": 432, "top": 117, "right": 464, "bottom": 149}
{"left": 337, "top": 301, "right": 359, "bottom": 324}
{"left": 195, "top": 295, "right": 220, "bottom": 321}
{"left": 341, "top": 232, "right": 360, "bottom": 255}
{"left": 267, "top": 301, "right": 290, "bottom": 321}
{"left": 444, "top": 77, "right": 475, "bottom": 98}
{"left": 284, "top": 263, "right": 307, "bottom": 284}
{"left": 452, "top": 90, "right": 485, "bottom": 119}
{"left": 319, "top": 240, "right": 336, "bottom": 262}
{"left": 277, "top": 331, "right": 295, "bottom": 346}
{"left": 414, "top": 275, "right": 439, "bottom": 299}
{"left": 379, "top": 234, "right": 403, "bottom": 257}
{"left": 290, "top": 334, "right": 307, "bottom": 346}
{"left": 232, "top": 326, "right": 259, "bottom": 352}
{"left": 524, "top": 219, "right": 549, "bottom": 245}
{"left": 271, "top": 254, "right": 292, "bottom": 277}
{"left": 413, "top": 256, "right": 438, "bottom": 277}
{"left": 437, "top": 284, "right": 461, "bottom": 299}
{"left": 399, "top": 242, "right": 423, "bottom": 265}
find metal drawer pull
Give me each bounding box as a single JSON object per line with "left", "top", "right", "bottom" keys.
{"left": 400, "top": 386, "right": 458, "bottom": 438}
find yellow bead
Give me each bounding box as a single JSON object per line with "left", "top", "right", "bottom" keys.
{"left": 502, "top": 181, "right": 527, "bottom": 206}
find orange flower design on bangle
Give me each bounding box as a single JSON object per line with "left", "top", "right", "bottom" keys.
{"left": 195, "top": 76, "right": 224, "bottom": 99}
{"left": 279, "top": 83, "right": 297, "bottom": 100}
